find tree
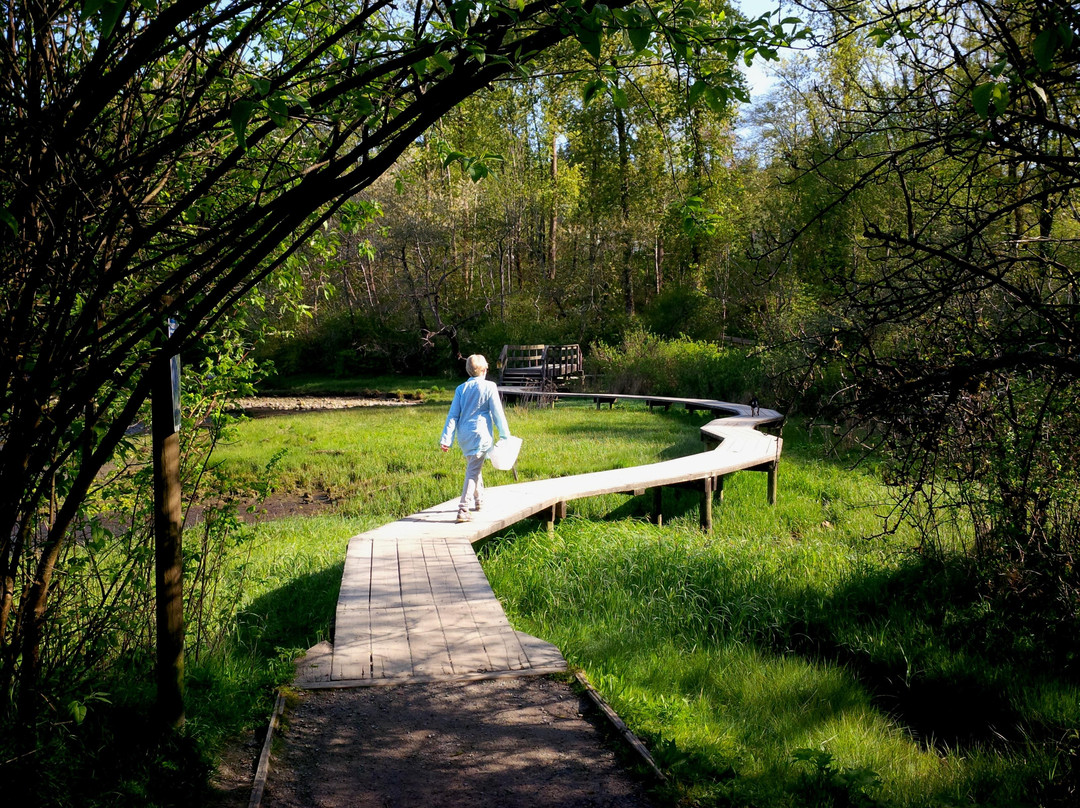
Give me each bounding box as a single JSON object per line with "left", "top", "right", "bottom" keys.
{"left": 775, "top": 0, "right": 1080, "bottom": 643}
{"left": 0, "top": 0, "right": 801, "bottom": 726}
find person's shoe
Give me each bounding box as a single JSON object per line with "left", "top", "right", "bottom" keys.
{"left": 456, "top": 510, "right": 471, "bottom": 523}
{"left": 473, "top": 501, "right": 483, "bottom": 512}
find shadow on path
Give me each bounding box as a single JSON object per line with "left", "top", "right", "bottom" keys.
{"left": 263, "top": 676, "right": 658, "bottom": 808}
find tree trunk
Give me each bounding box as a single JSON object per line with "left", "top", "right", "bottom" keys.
{"left": 615, "top": 98, "right": 634, "bottom": 316}
{"left": 548, "top": 131, "right": 558, "bottom": 281}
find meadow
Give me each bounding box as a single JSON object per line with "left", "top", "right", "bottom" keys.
{"left": 207, "top": 394, "right": 1080, "bottom": 807}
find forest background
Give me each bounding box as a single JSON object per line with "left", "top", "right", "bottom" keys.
{"left": 2, "top": 0, "right": 1079, "bottom": 805}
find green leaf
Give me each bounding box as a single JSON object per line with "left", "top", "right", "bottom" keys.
{"left": 670, "top": 35, "right": 690, "bottom": 61}
{"left": 627, "top": 26, "right": 651, "bottom": 53}
{"left": 353, "top": 96, "right": 374, "bottom": 118}
{"left": 430, "top": 51, "right": 453, "bottom": 75}
{"left": 971, "top": 82, "right": 993, "bottom": 119}
{"left": 0, "top": 207, "right": 16, "bottom": 236}
{"left": 1032, "top": 28, "right": 1057, "bottom": 73}
{"left": 689, "top": 80, "right": 708, "bottom": 107}
{"left": 451, "top": 0, "right": 472, "bottom": 31}
{"left": 468, "top": 161, "right": 489, "bottom": 182}
{"left": 92, "top": 0, "right": 125, "bottom": 40}
{"left": 265, "top": 96, "right": 289, "bottom": 126}
{"left": 611, "top": 86, "right": 629, "bottom": 109}
{"left": 704, "top": 85, "right": 729, "bottom": 114}
{"left": 69, "top": 700, "right": 88, "bottom": 725}
{"left": 576, "top": 26, "right": 602, "bottom": 60}
{"left": 582, "top": 78, "right": 606, "bottom": 106}
{"left": 231, "top": 100, "right": 256, "bottom": 150}
{"left": 442, "top": 150, "right": 466, "bottom": 167}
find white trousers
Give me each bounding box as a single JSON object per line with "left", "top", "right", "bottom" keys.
{"left": 459, "top": 453, "right": 485, "bottom": 513}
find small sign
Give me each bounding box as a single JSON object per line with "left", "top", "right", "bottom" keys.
{"left": 168, "top": 317, "right": 181, "bottom": 434}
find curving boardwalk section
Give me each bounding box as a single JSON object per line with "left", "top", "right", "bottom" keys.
{"left": 298, "top": 397, "right": 782, "bottom": 688}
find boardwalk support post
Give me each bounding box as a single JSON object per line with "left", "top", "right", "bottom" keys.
{"left": 748, "top": 460, "right": 780, "bottom": 507}
{"left": 716, "top": 474, "right": 724, "bottom": 504}
{"left": 652, "top": 487, "right": 663, "bottom": 526}
{"left": 699, "top": 476, "right": 713, "bottom": 531}
{"left": 546, "top": 501, "right": 567, "bottom": 533}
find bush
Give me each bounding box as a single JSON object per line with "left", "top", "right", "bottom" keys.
{"left": 589, "top": 330, "right": 765, "bottom": 403}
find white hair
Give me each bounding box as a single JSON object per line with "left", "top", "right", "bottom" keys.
{"left": 466, "top": 354, "right": 488, "bottom": 377}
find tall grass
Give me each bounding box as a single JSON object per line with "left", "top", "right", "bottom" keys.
{"left": 590, "top": 329, "right": 764, "bottom": 402}
{"left": 480, "top": 432, "right": 1080, "bottom": 807}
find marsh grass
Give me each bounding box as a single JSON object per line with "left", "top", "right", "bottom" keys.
{"left": 212, "top": 398, "right": 707, "bottom": 519}
{"left": 190, "top": 400, "right": 1080, "bottom": 806}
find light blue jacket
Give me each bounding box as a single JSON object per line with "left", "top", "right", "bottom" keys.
{"left": 440, "top": 376, "right": 511, "bottom": 457}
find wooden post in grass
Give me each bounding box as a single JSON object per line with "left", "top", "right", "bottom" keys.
{"left": 546, "top": 501, "right": 567, "bottom": 534}
{"left": 716, "top": 475, "right": 724, "bottom": 504}
{"left": 153, "top": 306, "right": 184, "bottom": 728}
{"left": 767, "top": 462, "right": 778, "bottom": 506}
{"left": 699, "top": 476, "right": 713, "bottom": 531}
{"left": 652, "top": 487, "right": 663, "bottom": 526}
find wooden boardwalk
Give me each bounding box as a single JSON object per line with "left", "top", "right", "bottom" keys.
{"left": 297, "top": 398, "right": 782, "bottom": 688}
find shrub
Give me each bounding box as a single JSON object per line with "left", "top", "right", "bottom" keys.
{"left": 589, "top": 330, "right": 764, "bottom": 403}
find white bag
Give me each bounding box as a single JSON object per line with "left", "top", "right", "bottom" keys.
{"left": 487, "top": 436, "right": 522, "bottom": 470}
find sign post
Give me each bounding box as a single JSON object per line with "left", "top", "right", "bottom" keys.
{"left": 153, "top": 312, "right": 185, "bottom": 728}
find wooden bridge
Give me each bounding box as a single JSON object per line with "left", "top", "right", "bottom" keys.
{"left": 497, "top": 344, "right": 584, "bottom": 391}
{"left": 296, "top": 396, "right": 782, "bottom": 688}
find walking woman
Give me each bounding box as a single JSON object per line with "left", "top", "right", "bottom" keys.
{"left": 440, "top": 354, "right": 511, "bottom": 522}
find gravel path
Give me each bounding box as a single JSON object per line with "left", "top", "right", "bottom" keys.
{"left": 232, "top": 395, "right": 419, "bottom": 414}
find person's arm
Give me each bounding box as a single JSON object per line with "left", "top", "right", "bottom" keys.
{"left": 440, "top": 389, "right": 462, "bottom": 449}
{"left": 488, "top": 384, "right": 511, "bottom": 439}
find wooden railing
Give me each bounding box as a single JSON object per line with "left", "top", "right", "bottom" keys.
{"left": 497, "top": 343, "right": 583, "bottom": 390}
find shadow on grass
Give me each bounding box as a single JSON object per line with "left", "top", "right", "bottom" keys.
{"left": 234, "top": 560, "right": 345, "bottom": 657}
{"left": 777, "top": 555, "right": 1080, "bottom": 751}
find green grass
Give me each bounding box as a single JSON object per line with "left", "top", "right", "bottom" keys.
{"left": 66, "top": 393, "right": 1076, "bottom": 807}
{"left": 212, "top": 397, "right": 708, "bottom": 520}
{"left": 477, "top": 430, "right": 1080, "bottom": 806}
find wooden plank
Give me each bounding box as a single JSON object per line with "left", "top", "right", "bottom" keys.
{"left": 480, "top": 625, "right": 532, "bottom": 671}
{"left": 515, "top": 631, "right": 566, "bottom": 669}
{"left": 369, "top": 606, "right": 412, "bottom": 678}
{"left": 331, "top": 599, "right": 372, "bottom": 680}
{"left": 405, "top": 628, "right": 454, "bottom": 677}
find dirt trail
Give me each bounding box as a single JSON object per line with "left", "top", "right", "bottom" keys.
{"left": 259, "top": 676, "right": 659, "bottom": 808}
